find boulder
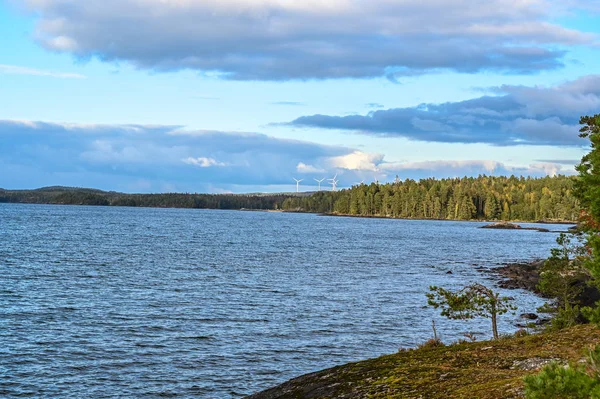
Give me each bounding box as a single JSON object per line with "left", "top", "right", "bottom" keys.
{"left": 519, "top": 313, "right": 538, "bottom": 320}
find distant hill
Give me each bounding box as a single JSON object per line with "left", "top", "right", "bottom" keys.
{"left": 34, "top": 186, "right": 111, "bottom": 194}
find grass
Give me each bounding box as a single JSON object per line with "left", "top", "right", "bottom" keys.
{"left": 248, "top": 325, "right": 600, "bottom": 399}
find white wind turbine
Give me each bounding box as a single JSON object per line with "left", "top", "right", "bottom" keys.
{"left": 328, "top": 174, "right": 339, "bottom": 192}
{"left": 314, "top": 178, "right": 325, "bottom": 191}
{"left": 293, "top": 178, "right": 304, "bottom": 193}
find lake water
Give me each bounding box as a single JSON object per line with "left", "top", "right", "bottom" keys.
{"left": 0, "top": 204, "right": 570, "bottom": 398}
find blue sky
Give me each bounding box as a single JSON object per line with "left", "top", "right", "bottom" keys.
{"left": 1, "top": 0, "right": 599, "bottom": 193}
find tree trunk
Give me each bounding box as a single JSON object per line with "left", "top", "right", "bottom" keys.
{"left": 491, "top": 309, "right": 498, "bottom": 340}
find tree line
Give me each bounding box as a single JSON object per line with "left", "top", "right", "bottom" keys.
{"left": 0, "top": 174, "right": 580, "bottom": 222}
{"left": 281, "top": 175, "right": 580, "bottom": 221}
{"left": 0, "top": 186, "right": 291, "bottom": 211}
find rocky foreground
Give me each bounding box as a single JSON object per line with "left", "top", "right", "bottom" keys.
{"left": 247, "top": 325, "right": 600, "bottom": 399}
{"left": 247, "top": 258, "right": 598, "bottom": 398}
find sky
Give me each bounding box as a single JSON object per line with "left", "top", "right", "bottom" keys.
{"left": 1, "top": 0, "right": 600, "bottom": 193}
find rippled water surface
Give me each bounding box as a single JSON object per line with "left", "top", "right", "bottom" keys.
{"left": 0, "top": 204, "right": 571, "bottom": 397}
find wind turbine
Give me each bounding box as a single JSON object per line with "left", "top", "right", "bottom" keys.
{"left": 293, "top": 178, "right": 304, "bottom": 193}
{"left": 314, "top": 178, "right": 325, "bottom": 191}
{"left": 354, "top": 180, "right": 365, "bottom": 186}
{"left": 328, "top": 174, "right": 339, "bottom": 192}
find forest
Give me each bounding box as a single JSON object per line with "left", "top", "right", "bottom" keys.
{"left": 281, "top": 175, "right": 580, "bottom": 221}
{"left": 0, "top": 186, "right": 291, "bottom": 211}
{"left": 0, "top": 174, "right": 580, "bottom": 222}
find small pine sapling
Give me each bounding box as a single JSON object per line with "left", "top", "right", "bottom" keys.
{"left": 427, "top": 283, "right": 516, "bottom": 340}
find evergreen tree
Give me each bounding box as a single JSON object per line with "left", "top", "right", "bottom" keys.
{"left": 427, "top": 283, "right": 516, "bottom": 340}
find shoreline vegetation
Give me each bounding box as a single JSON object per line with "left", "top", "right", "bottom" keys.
{"left": 319, "top": 213, "right": 577, "bottom": 227}
{"left": 0, "top": 174, "right": 581, "bottom": 223}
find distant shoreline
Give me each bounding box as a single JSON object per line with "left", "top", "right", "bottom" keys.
{"left": 317, "top": 211, "right": 577, "bottom": 226}
{"left": 0, "top": 185, "right": 579, "bottom": 225}
{"left": 0, "top": 201, "right": 578, "bottom": 226}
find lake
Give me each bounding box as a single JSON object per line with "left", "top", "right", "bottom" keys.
{"left": 0, "top": 203, "right": 570, "bottom": 398}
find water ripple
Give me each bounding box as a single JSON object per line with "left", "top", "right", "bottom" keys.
{"left": 0, "top": 204, "right": 566, "bottom": 398}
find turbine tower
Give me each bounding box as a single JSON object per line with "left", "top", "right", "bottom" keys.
{"left": 314, "top": 178, "right": 325, "bottom": 191}
{"left": 293, "top": 178, "right": 304, "bottom": 193}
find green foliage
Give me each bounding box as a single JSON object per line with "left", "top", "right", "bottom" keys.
{"left": 583, "top": 305, "right": 600, "bottom": 326}
{"left": 427, "top": 283, "right": 516, "bottom": 340}
{"left": 525, "top": 115, "right": 600, "bottom": 398}
{"left": 575, "top": 114, "right": 600, "bottom": 226}
{"left": 281, "top": 175, "right": 580, "bottom": 222}
{"left": 525, "top": 346, "right": 600, "bottom": 399}
{"left": 0, "top": 187, "right": 291, "bottom": 210}
{"left": 537, "top": 233, "right": 589, "bottom": 330}
{"left": 573, "top": 115, "right": 600, "bottom": 326}
{"left": 54, "top": 192, "right": 110, "bottom": 205}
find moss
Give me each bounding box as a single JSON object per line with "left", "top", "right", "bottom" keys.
{"left": 248, "top": 325, "right": 600, "bottom": 399}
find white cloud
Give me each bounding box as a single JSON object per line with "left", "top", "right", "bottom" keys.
{"left": 328, "top": 151, "right": 384, "bottom": 171}
{"left": 379, "top": 159, "right": 573, "bottom": 179}
{"left": 183, "top": 157, "right": 227, "bottom": 167}
{"left": 296, "top": 162, "right": 325, "bottom": 173}
{"left": 382, "top": 160, "right": 502, "bottom": 173}
{"left": 528, "top": 163, "right": 562, "bottom": 177}
{"left": 0, "top": 64, "right": 86, "bottom": 79}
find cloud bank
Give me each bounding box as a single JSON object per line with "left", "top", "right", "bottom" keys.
{"left": 0, "top": 120, "right": 574, "bottom": 192}
{"left": 289, "top": 75, "right": 600, "bottom": 146}
{"left": 379, "top": 160, "right": 570, "bottom": 180}
{"left": 21, "top": 0, "right": 595, "bottom": 80}
{"left": 0, "top": 120, "right": 347, "bottom": 192}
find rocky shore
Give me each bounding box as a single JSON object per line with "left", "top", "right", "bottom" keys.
{"left": 490, "top": 260, "right": 600, "bottom": 308}
{"left": 491, "top": 260, "right": 545, "bottom": 293}
{"left": 247, "top": 254, "right": 595, "bottom": 398}
{"left": 246, "top": 325, "right": 600, "bottom": 398}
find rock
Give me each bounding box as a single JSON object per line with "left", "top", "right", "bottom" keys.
{"left": 480, "top": 222, "right": 551, "bottom": 232}
{"left": 481, "top": 222, "right": 522, "bottom": 229}
{"left": 446, "top": 270, "right": 453, "bottom": 274}
{"left": 511, "top": 357, "right": 562, "bottom": 371}
{"left": 490, "top": 261, "right": 544, "bottom": 292}
{"left": 520, "top": 313, "right": 538, "bottom": 320}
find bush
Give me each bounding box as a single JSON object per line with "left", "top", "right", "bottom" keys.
{"left": 525, "top": 346, "right": 600, "bottom": 398}
{"left": 417, "top": 338, "right": 445, "bottom": 350}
